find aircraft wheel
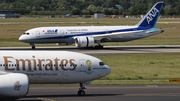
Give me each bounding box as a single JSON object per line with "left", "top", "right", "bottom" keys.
{"left": 32, "top": 46, "right": 35, "bottom": 49}
{"left": 94, "top": 45, "right": 103, "bottom": 49}
{"left": 78, "top": 90, "right": 85, "bottom": 96}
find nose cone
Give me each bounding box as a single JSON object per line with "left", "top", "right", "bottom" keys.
{"left": 19, "top": 35, "right": 23, "bottom": 41}
{"left": 101, "top": 65, "right": 111, "bottom": 77}
{"left": 19, "top": 35, "right": 29, "bottom": 43}
{"left": 106, "top": 65, "right": 111, "bottom": 75}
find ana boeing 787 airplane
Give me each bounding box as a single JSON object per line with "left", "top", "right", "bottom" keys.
{"left": 19, "top": 2, "right": 164, "bottom": 49}
{"left": 0, "top": 51, "right": 110, "bottom": 98}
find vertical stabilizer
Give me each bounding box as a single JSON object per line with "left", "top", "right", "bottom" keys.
{"left": 136, "top": 2, "right": 164, "bottom": 28}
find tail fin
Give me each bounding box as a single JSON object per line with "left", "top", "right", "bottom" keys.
{"left": 136, "top": 1, "right": 164, "bottom": 28}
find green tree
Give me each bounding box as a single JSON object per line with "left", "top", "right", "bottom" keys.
{"left": 0, "top": 0, "right": 179, "bottom": 16}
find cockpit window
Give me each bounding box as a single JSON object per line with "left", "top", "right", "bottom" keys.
{"left": 99, "top": 62, "right": 105, "bottom": 66}
{"left": 23, "top": 33, "right": 30, "bottom": 35}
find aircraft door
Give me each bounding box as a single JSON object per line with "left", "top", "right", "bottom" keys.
{"left": 79, "top": 59, "right": 87, "bottom": 71}
{"left": 60, "top": 30, "right": 65, "bottom": 37}
{"left": 36, "top": 30, "right": 40, "bottom": 37}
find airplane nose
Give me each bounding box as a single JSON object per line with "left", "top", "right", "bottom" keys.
{"left": 106, "top": 66, "right": 111, "bottom": 75}
{"left": 102, "top": 65, "right": 111, "bottom": 77}
{"left": 19, "top": 36, "right": 23, "bottom": 41}
{"left": 19, "top": 35, "right": 27, "bottom": 42}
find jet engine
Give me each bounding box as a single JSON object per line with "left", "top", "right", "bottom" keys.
{"left": 75, "top": 37, "right": 94, "bottom": 48}
{"left": 0, "top": 73, "right": 29, "bottom": 98}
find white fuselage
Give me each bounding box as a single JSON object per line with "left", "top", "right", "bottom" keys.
{"left": 19, "top": 26, "right": 162, "bottom": 44}
{"left": 0, "top": 51, "right": 110, "bottom": 84}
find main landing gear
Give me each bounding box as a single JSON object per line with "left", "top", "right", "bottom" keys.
{"left": 94, "top": 40, "right": 104, "bottom": 49}
{"left": 94, "top": 45, "right": 104, "bottom": 49}
{"left": 78, "top": 82, "right": 90, "bottom": 96}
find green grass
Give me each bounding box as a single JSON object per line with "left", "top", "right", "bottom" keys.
{"left": 92, "top": 80, "right": 170, "bottom": 85}
{"left": 94, "top": 53, "right": 180, "bottom": 85}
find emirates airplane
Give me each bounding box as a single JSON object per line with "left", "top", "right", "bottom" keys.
{"left": 0, "top": 51, "right": 111, "bottom": 98}
{"left": 19, "top": 2, "right": 164, "bottom": 49}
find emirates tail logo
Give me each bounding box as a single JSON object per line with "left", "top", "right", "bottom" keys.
{"left": 14, "top": 81, "right": 22, "bottom": 91}
{"left": 146, "top": 7, "right": 159, "bottom": 24}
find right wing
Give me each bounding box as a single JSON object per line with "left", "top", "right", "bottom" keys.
{"left": 91, "top": 30, "right": 145, "bottom": 40}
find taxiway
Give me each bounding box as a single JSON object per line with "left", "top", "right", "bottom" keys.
{"left": 14, "top": 85, "right": 180, "bottom": 101}
{"left": 0, "top": 45, "right": 180, "bottom": 55}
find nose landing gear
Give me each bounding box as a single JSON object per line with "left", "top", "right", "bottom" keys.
{"left": 30, "top": 43, "right": 35, "bottom": 49}
{"left": 78, "top": 90, "right": 85, "bottom": 96}
{"left": 32, "top": 45, "right": 35, "bottom": 49}
{"left": 78, "top": 82, "right": 90, "bottom": 96}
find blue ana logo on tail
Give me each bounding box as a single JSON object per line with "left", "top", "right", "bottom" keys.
{"left": 137, "top": 2, "right": 163, "bottom": 28}
{"left": 146, "top": 7, "right": 159, "bottom": 24}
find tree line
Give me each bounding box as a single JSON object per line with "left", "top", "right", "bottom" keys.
{"left": 0, "top": 0, "right": 180, "bottom": 16}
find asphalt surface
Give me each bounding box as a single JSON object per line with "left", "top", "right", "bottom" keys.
{"left": 1, "top": 45, "right": 180, "bottom": 55}
{"left": 12, "top": 85, "right": 180, "bottom": 101}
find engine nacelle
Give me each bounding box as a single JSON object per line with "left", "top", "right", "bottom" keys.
{"left": 75, "top": 37, "right": 94, "bottom": 48}
{"left": 0, "top": 73, "right": 29, "bottom": 98}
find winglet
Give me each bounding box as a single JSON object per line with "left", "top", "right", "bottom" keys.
{"left": 136, "top": 1, "right": 164, "bottom": 28}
